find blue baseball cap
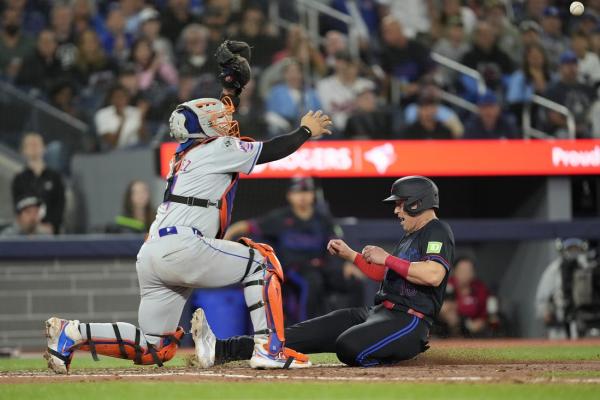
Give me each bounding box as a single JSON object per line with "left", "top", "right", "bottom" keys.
{"left": 543, "top": 6, "right": 560, "bottom": 18}
{"left": 477, "top": 91, "right": 498, "bottom": 106}
{"left": 288, "top": 176, "right": 315, "bottom": 192}
{"left": 560, "top": 50, "right": 578, "bottom": 64}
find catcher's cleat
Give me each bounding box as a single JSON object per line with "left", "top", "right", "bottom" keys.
{"left": 249, "top": 343, "right": 312, "bottom": 369}
{"left": 44, "top": 317, "right": 83, "bottom": 374}
{"left": 191, "top": 308, "right": 216, "bottom": 368}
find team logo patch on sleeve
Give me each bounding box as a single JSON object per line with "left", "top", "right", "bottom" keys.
{"left": 426, "top": 241, "right": 443, "bottom": 254}
{"left": 236, "top": 140, "right": 254, "bottom": 153}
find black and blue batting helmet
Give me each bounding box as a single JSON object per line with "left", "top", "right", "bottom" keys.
{"left": 382, "top": 176, "right": 439, "bottom": 216}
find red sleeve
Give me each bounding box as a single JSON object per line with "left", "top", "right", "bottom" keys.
{"left": 353, "top": 254, "right": 386, "bottom": 282}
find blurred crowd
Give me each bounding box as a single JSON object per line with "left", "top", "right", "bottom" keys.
{"left": 1, "top": 0, "right": 600, "bottom": 156}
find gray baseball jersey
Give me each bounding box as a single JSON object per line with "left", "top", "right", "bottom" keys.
{"left": 150, "top": 137, "right": 263, "bottom": 239}
{"left": 79, "top": 137, "right": 273, "bottom": 348}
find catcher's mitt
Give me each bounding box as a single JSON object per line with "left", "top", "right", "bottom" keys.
{"left": 214, "top": 40, "right": 252, "bottom": 95}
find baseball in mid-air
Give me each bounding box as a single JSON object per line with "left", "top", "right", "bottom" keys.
{"left": 570, "top": 1, "right": 585, "bottom": 16}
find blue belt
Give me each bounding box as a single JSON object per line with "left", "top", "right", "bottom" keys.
{"left": 158, "top": 226, "right": 202, "bottom": 237}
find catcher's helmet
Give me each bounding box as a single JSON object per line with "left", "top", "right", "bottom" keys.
{"left": 169, "top": 97, "right": 239, "bottom": 143}
{"left": 382, "top": 176, "right": 439, "bottom": 216}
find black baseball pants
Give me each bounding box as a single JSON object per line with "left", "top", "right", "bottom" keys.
{"left": 215, "top": 305, "right": 430, "bottom": 366}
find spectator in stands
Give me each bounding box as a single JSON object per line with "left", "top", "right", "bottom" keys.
{"left": 265, "top": 58, "right": 321, "bottom": 137}
{"left": 130, "top": 37, "right": 178, "bottom": 93}
{"left": 3, "top": 0, "right": 45, "bottom": 36}
{"left": 403, "top": 82, "right": 464, "bottom": 138}
{"left": 576, "top": 11, "right": 600, "bottom": 38}
{"left": 505, "top": 44, "right": 551, "bottom": 128}
{"left": 107, "top": 180, "right": 153, "bottom": 234}
{"left": 540, "top": 6, "right": 569, "bottom": 68}
{"left": 322, "top": 31, "right": 348, "bottom": 72}
{"left": 432, "top": 17, "right": 470, "bottom": 88}
{"left": 317, "top": 51, "right": 375, "bottom": 132}
{"left": 116, "top": 63, "right": 141, "bottom": 102}
{"left": 519, "top": 19, "right": 544, "bottom": 52}
{"left": 233, "top": 6, "right": 281, "bottom": 72}
{"left": 545, "top": 51, "right": 596, "bottom": 138}
{"left": 201, "top": 0, "right": 232, "bottom": 51}
{"left": 379, "top": 16, "right": 434, "bottom": 103}
{"left": 49, "top": 1, "right": 77, "bottom": 70}
{"left": 379, "top": 0, "right": 433, "bottom": 39}
{"left": 464, "top": 92, "right": 519, "bottom": 139}
{"left": 74, "top": 29, "right": 117, "bottom": 88}
{"left": 485, "top": 0, "right": 521, "bottom": 66}
{"left": 160, "top": 0, "right": 198, "bottom": 44}
{"left": 272, "top": 24, "right": 326, "bottom": 76}
{"left": 401, "top": 91, "right": 455, "bottom": 139}
{"left": 224, "top": 177, "right": 364, "bottom": 323}
{"left": 15, "top": 29, "right": 68, "bottom": 95}
{"left": 506, "top": 44, "right": 551, "bottom": 117}
{"left": 49, "top": 80, "right": 84, "bottom": 121}
{"left": 72, "top": 0, "right": 106, "bottom": 38}
{"left": 120, "top": 0, "right": 145, "bottom": 36}
{"left": 434, "top": 0, "right": 477, "bottom": 36}
{"left": 571, "top": 30, "right": 600, "bottom": 86}
{"left": 461, "top": 21, "right": 513, "bottom": 97}
{"left": 0, "top": 195, "right": 52, "bottom": 237}
{"left": 11, "top": 132, "right": 65, "bottom": 234}
{"left": 0, "top": 6, "right": 34, "bottom": 80}
{"left": 138, "top": 7, "right": 174, "bottom": 64}
{"left": 176, "top": 24, "right": 214, "bottom": 77}
{"left": 438, "top": 256, "right": 490, "bottom": 337}
{"left": 517, "top": 0, "right": 548, "bottom": 23}
{"left": 94, "top": 84, "right": 146, "bottom": 150}
{"left": 99, "top": 6, "right": 132, "bottom": 63}
{"left": 344, "top": 84, "right": 393, "bottom": 139}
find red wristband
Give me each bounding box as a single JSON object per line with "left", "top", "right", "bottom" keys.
{"left": 385, "top": 255, "right": 411, "bottom": 278}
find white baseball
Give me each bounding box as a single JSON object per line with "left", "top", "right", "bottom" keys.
{"left": 570, "top": 1, "right": 585, "bottom": 16}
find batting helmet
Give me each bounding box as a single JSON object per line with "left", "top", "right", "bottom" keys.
{"left": 168, "top": 97, "right": 239, "bottom": 143}
{"left": 382, "top": 176, "right": 439, "bottom": 216}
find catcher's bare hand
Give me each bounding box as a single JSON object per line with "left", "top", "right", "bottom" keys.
{"left": 327, "top": 239, "right": 357, "bottom": 262}
{"left": 362, "top": 245, "right": 390, "bottom": 265}
{"left": 301, "top": 110, "right": 332, "bottom": 138}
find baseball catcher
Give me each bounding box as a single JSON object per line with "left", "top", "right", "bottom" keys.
{"left": 44, "top": 40, "right": 332, "bottom": 373}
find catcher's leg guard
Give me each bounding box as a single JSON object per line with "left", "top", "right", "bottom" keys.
{"left": 238, "top": 237, "right": 286, "bottom": 354}
{"left": 76, "top": 322, "right": 184, "bottom": 366}
{"left": 238, "top": 238, "right": 310, "bottom": 368}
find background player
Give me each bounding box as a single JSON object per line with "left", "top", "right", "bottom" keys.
{"left": 43, "top": 41, "right": 332, "bottom": 373}
{"left": 225, "top": 176, "right": 364, "bottom": 323}
{"left": 194, "top": 176, "right": 455, "bottom": 367}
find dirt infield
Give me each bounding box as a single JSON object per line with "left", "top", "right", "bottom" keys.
{"left": 2, "top": 339, "right": 600, "bottom": 385}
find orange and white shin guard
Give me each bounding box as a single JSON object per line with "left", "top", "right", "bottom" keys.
{"left": 239, "top": 237, "right": 308, "bottom": 363}
{"left": 76, "top": 324, "right": 185, "bottom": 366}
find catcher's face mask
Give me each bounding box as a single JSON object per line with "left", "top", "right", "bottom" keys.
{"left": 169, "top": 97, "right": 239, "bottom": 143}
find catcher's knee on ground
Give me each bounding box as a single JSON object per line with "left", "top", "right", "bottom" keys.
{"left": 77, "top": 322, "right": 185, "bottom": 366}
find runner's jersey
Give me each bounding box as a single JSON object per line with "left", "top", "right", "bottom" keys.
{"left": 375, "top": 219, "right": 455, "bottom": 320}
